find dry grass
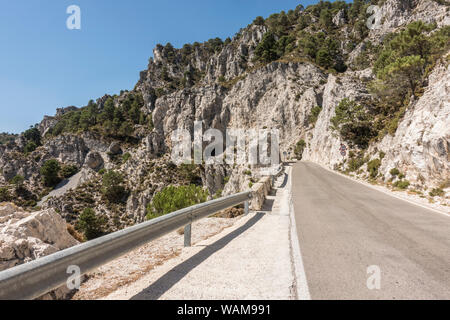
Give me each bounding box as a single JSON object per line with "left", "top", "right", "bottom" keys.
{"left": 212, "top": 207, "right": 244, "bottom": 218}
{"left": 67, "top": 223, "right": 84, "bottom": 242}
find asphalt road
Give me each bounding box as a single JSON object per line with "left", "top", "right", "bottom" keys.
{"left": 291, "top": 161, "right": 450, "bottom": 300}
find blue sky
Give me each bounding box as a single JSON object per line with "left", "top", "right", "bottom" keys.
{"left": 0, "top": 0, "right": 327, "bottom": 133}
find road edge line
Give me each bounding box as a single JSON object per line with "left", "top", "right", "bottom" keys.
{"left": 286, "top": 165, "right": 311, "bottom": 300}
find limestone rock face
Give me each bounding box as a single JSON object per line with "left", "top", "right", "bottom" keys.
{"left": 0, "top": 203, "right": 78, "bottom": 269}
{"left": 0, "top": 203, "right": 79, "bottom": 299}
{"left": 376, "top": 61, "right": 450, "bottom": 188}
{"left": 370, "top": 0, "right": 450, "bottom": 40}
{"left": 302, "top": 69, "right": 374, "bottom": 168}
{"left": 44, "top": 134, "right": 89, "bottom": 166}
{"left": 333, "top": 9, "right": 346, "bottom": 27}
{"left": 38, "top": 116, "right": 58, "bottom": 136}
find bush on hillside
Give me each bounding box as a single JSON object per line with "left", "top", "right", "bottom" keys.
{"left": 146, "top": 185, "right": 208, "bottom": 220}
{"left": 40, "top": 159, "right": 61, "bottom": 187}
{"left": 77, "top": 208, "right": 106, "bottom": 240}
{"left": 101, "top": 170, "right": 127, "bottom": 203}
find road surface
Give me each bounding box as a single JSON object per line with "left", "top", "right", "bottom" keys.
{"left": 291, "top": 161, "right": 450, "bottom": 300}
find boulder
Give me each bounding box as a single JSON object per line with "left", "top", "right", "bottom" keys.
{"left": 0, "top": 203, "right": 79, "bottom": 299}
{"left": 108, "top": 142, "right": 122, "bottom": 155}
{"left": 84, "top": 151, "right": 104, "bottom": 170}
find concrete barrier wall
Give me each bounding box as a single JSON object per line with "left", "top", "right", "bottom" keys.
{"left": 250, "top": 176, "right": 272, "bottom": 211}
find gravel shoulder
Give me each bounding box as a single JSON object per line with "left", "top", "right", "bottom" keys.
{"left": 72, "top": 217, "right": 239, "bottom": 300}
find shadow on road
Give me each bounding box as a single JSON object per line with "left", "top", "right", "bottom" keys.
{"left": 130, "top": 212, "right": 266, "bottom": 300}
{"left": 262, "top": 199, "right": 274, "bottom": 211}
{"left": 279, "top": 173, "right": 288, "bottom": 188}
{"left": 55, "top": 179, "right": 70, "bottom": 189}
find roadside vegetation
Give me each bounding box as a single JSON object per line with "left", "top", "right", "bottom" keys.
{"left": 146, "top": 185, "right": 208, "bottom": 220}
{"left": 77, "top": 208, "right": 106, "bottom": 240}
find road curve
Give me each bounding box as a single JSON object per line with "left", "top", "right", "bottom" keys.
{"left": 291, "top": 161, "right": 450, "bottom": 300}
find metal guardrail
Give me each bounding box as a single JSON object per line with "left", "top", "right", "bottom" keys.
{"left": 0, "top": 191, "right": 252, "bottom": 300}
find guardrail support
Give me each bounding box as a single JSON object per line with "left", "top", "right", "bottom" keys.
{"left": 184, "top": 224, "right": 192, "bottom": 247}
{"left": 244, "top": 201, "right": 249, "bottom": 216}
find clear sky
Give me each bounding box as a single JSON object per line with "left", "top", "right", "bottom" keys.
{"left": 0, "top": 0, "right": 328, "bottom": 133}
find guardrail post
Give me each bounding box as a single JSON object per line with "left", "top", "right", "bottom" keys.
{"left": 184, "top": 224, "right": 192, "bottom": 247}
{"left": 244, "top": 201, "right": 249, "bottom": 216}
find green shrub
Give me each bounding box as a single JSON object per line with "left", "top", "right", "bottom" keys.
{"left": 331, "top": 99, "right": 376, "bottom": 148}
{"left": 40, "top": 159, "right": 61, "bottom": 187}
{"left": 60, "top": 165, "right": 78, "bottom": 179}
{"left": 390, "top": 168, "right": 400, "bottom": 176}
{"left": 253, "top": 16, "right": 265, "bottom": 26}
{"left": 244, "top": 170, "right": 252, "bottom": 176}
{"left": 254, "top": 31, "right": 279, "bottom": 63}
{"left": 367, "top": 159, "right": 381, "bottom": 179}
{"left": 294, "top": 139, "right": 306, "bottom": 159}
{"left": 319, "top": 8, "right": 333, "bottom": 30}
{"left": 176, "top": 163, "right": 203, "bottom": 186}
{"left": 298, "top": 32, "right": 345, "bottom": 71}
{"left": 24, "top": 141, "right": 37, "bottom": 153}
{"left": 122, "top": 152, "right": 131, "bottom": 163}
{"left": 10, "top": 175, "right": 24, "bottom": 187}
{"left": 206, "top": 38, "right": 224, "bottom": 54}
{"left": 429, "top": 188, "right": 444, "bottom": 197}
{"left": 348, "top": 156, "right": 366, "bottom": 172}
{"left": 214, "top": 189, "right": 223, "bottom": 199}
{"left": 23, "top": 127, "right": 41, "bottom": 146}
{"left": 0, "top": 187, "right": 10, "bottom": 202}
{"left": 393, "top": 180, "right": 410, "bottom": 190}
{"left": 309, "top": 106, "right": 322, "bottom": 125}
{"left": 101, "top": 170, "right": 127, "bottom": 203}
{"left": 77, "top": 208, "right": 106, "bottom": 240}
{"left": 146, "top": 185, "right": 208, "bottom": 220}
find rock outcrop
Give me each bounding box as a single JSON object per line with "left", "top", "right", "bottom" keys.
{"left": 376, "top": 60, "right": 450, "bottom": 188}
{"left": 0, "top": 203, "right": 79, "bottom": 299}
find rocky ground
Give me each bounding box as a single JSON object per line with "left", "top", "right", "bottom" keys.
{"left": 0, "top": 202, "right": 79, "bottom": 299}
{"left": 72, "top": 216, "right": 241, "bottom": 300}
